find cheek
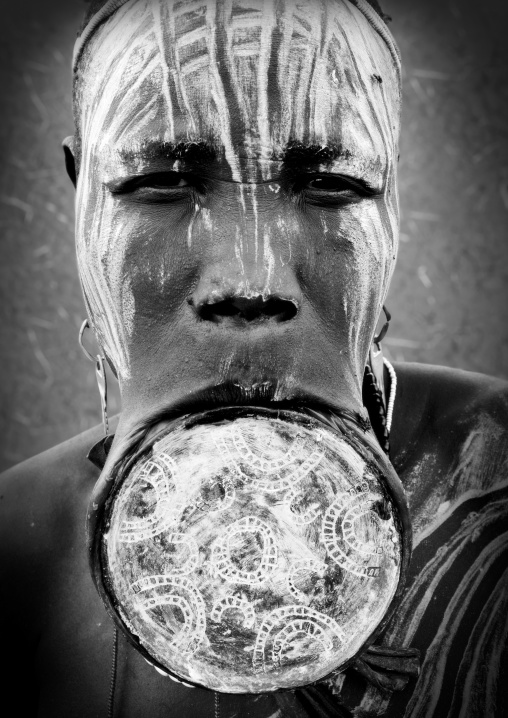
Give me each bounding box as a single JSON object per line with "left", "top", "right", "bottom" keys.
{"left": 342, "top": 204, "right": 393, "bottom": 328}
{"left": 76, "top": 186, "right": 137, "bottom": 379}
{"left": 76, "top": 184, "right": 206, "bottom": 375}
{"left": 300, "top": 200, "right": 394, "bottom": 354}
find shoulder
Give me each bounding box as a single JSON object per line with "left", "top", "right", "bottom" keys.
{"left": 379, "top": 365, "right": 508, "bottom": 718}
{"left": 0, "top": 424, "right": 104, "bottom": 613}
{"left": 0, "top": 425, "right": 113, "bottom": 698}
{"left": 390, "top": 362, "right": 508, "bottom": 534}
{"left": 391, "top": 361, "right": 508, "bottom": 468}
{"left": 0, "top": 423, "right": 104, "bottom": 537}
{"left": 394, "top": 361, "right": 508, "bottom": 418}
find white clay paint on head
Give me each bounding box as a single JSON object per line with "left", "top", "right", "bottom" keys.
{"left": 75, "top": 0, "right": 400, "bottom": 386}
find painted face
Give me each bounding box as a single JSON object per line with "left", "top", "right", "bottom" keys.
{"left": 75, "top": 0, "right": 401, "bottom": 436}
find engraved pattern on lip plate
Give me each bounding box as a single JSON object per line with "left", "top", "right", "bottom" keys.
{"left": 104, "top": 412, "right": 402, "bottom": 691}
{"left": 210, "top": 515, "right": 279, "bottom": 586}
{"left": 131, "top": 574, "right": 207, "bottom": 655}
{"left": 321, "top": 490, "right": 392, "bottom": 578}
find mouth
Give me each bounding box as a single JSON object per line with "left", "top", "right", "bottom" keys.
{"left": 122, "top": 379, "right": 350, "bottom": 450}
{"left": 109, "top": 378, "right": 369, "bottom": 473}
{"left": 151, "top": 379, "right": 341, "bottom": 424}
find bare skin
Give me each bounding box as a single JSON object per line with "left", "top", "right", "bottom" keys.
{"left": 1, "top": 1, "right": 508, "bottom": 716}
{"left": 1, "top": 364, "right": 507, "bottom": 717}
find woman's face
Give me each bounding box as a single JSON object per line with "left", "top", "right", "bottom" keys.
{"left": 74, "top": 0, "right": 400, "bottom": 430}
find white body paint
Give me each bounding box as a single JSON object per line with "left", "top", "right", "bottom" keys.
{"left": 75, "top": 0, "right": 400, "bottom": 391}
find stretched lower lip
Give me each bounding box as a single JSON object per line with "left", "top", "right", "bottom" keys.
{"left": 131, "top": 381, "right": 342, "bottom": 439}
{"left": 165, "top": 381, "right": 330, "bottom": 418}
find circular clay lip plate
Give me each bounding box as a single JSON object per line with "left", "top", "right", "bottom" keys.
{"left": 100, "top": 407, "right": 404, "bottom": 693}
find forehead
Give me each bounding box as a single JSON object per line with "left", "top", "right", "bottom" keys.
{"left": 78, "top": 0, "right": 400, "bottom": 180}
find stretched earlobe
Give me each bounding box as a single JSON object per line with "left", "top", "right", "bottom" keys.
{"left": 62, "top": 135, "right": 77, "bottom": 188}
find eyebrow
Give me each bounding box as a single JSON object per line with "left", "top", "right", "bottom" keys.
{"left": 115, "top": 139, "right": 361, "bottom": 183}
{"left": 118, "top": 140, "right": 218, "bottom": 166}
{"left": 279, "top": 141, "right": 352, "bottom": 166}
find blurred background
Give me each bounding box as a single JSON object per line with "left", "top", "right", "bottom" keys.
{"left": 0, "top": 0, "right": 507, "bottom": 471}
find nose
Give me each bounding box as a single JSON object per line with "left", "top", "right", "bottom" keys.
{"left": 192, "top": 293, "right": 299, "bottom": 325}
{"left": 190, "top": 184, "right": 302, "bottom": 327}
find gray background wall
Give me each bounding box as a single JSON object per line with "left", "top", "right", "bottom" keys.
{"left": 1, "top": 0, "right": 507, "bottom": 471}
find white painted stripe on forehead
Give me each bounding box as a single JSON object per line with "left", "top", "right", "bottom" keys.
{"left": 151, "top": 0, "right": 176, "bottom": 138}
{"left": 73, "top": 0, "right": 400, "bottom": 74}
{"left": 74, "top": 0, "right": 132, "bottom": 70}
{"left": 349, "top": 0, "right": 400, "bottom": 70}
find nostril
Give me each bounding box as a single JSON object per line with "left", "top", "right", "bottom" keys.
{"left": 264, "top": 297, "right": 298, "bottom": 321}
{"left": 195, "top": 296, "right": 298, "bottom": 324}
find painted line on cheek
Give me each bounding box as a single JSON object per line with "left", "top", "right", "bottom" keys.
{"left": 201, "top": 207, "right": 212, "bottom": 232}
{"left": 262, "top": 225, "right": 275, "bottom": 300}
{"left": 239, "top": 183, "right": 246, "bottom": 215}
{"left": 80, "top": 202, "right": 131, "bottom": 380}
{"left": 379, "top": 174, "right": 399, "bottom": 254}
{"left": 234, "top": 224, "right": 245, "bottom": 277}
{"left": 366, "top": 205, "right": 393, "bottom": 306}
{"left": 187, "top": 203, "right": 200, "bottom": 249}
{"left": 99, "top": 210, "right": 135, "bottom": 374}
{"left": 251, "top": 184, "right": 259, "bottom": 264}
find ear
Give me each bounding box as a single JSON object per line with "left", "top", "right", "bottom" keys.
{"left": 62, "top": 135, "right": 77, "bottom": 188}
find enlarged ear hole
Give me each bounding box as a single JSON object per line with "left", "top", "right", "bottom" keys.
{"left": 62, "top": 137, "right": 77, "bottom": 187}
{"left": 104, "top": 352, "right": 118, "bottom": 380}
{"left": 374, "top": 306, "right": 391, "bottom": 346}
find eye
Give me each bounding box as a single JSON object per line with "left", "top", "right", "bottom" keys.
{"left": 304, "top": 175, "right": 375, "bottom": 195}
{"left": 132, "top": 172, "right": 190, "bottom": 190}
{"left": 293, "top": 173, "right": 378, "bottom": 206}
{"left": 109, "top": 172, "right": 193, "bottom": 193}
{"left": 107, "top": 171, "right": 200, "bottom": 202}
{"left": 306, "top": 176, "right": 357, "bottom": 192}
